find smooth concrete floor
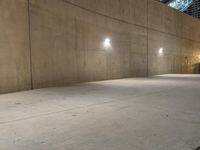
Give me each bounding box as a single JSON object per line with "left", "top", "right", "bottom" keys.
{"left": 0, "top": 74, "right": 200, "bottom": 150}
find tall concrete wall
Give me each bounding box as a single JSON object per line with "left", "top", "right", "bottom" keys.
{"left": 0, "top": 0, "right": 31, "bottom": 93}
{"left": 29, "top": 0, "right": 148, "bottom": 88}
{"left": 1, "top": 0, "right": 200, "bottom": 93}
{"left": 148, "top": 0, "right": 200, "bottom": 75}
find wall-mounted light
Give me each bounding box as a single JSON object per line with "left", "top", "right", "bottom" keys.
{"left": 103, "top": 38, "right": 112, "bottom": 50}
{"left": 159, "top": 48, "right": 164, "bottom": 55}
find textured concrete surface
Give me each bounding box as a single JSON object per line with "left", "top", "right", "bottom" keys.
{"left": 29, "top": 0, "right": 148, "bottom": 88}
{"left": 0, "top": 0, "right": 31, "bottom": 93}
{"left": 29, "top": 0, "right": 200, "bottom": 89}
{"left": 0, "top": 74, "right": 200, "bottom": 150}
{"left": 1, "top": 0, "right": 200, "bottom": 93}
{"left": 148, "top": 0, "right": 200, "bottom": 75}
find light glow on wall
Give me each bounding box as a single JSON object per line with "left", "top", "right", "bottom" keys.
{"left": 159, "top": 48, "right": 164, "bottom": 55}
{"left": 103, "top": 38, "right": 112, "bottom": 50}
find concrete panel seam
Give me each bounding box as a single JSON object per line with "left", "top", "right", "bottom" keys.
{"left": 62, "top": 0, "right": 147, "bottom": 28}
{"left": 27, "top": 0, "right": 33, "bottom": 89}
{"left": 147, "top": 0, "right": 149, "bottom": 77}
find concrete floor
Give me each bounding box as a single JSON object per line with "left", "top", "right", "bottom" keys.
{"left": 0, "top": 74, "right": 200, "bottom": 150}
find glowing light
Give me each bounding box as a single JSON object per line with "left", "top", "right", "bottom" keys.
{"left": 159, "top": 48, "right": 164, "bottom": 55}
{"left": 103, "top": 38, "right": 112, "bottom": 49}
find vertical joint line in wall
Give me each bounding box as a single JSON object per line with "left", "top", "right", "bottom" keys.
{"left": 180, "top": 13, "right": 183, "bottom": 74}
{"left": 28, "top": 0, "right": 33, "bottom": 89}
{"left": 75, "top": 18, "right": 79, "bottom": 81}
{"left": 147, "top": 0, "right": 149, "bottom": 77}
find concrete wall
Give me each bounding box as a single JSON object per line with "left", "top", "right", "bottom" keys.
{"left": 29, "top": 0, "right": 148, "bottom": 88}
{"left": 1, "top": 0, "right": 200, "bottom": 93}
{"left": 0, "top": 0, "right": 31, "bottom": 93}
{"left": 148, "top": 0, "right": 200, "bottom": 75}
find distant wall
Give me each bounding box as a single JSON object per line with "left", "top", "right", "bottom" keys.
{"left": 148, "top": 0, "right": 200, "bottom": 75}
{"left": 1, "top": 0, "right": 200, "bottom": 93}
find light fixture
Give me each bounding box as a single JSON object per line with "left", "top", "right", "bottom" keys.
{"left": 159, "top": 48, "right": 164, "bottom": 55}
{"left": 103, "top": 38, "right": 112, "bottom": 50}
